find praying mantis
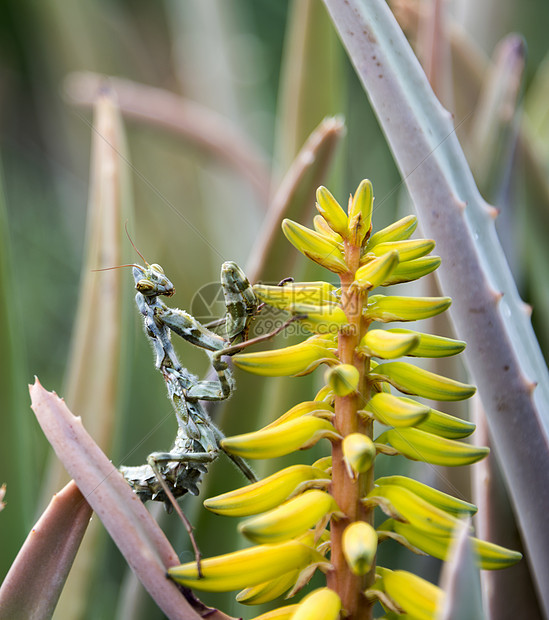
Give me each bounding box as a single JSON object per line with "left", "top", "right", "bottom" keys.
{"left": 119, "top": 259, "right": 260, "bottom": 510}
{"left": 105, "top": 243, "right": 300, "bottom": 569}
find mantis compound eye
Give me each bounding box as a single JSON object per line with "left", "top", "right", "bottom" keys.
{"left": 136, "top": 279, "right": 156, "bottom": 295}
{"left": 150, "top": 263, "right": 164, "bottom": 274}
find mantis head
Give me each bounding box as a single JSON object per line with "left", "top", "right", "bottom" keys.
{"left": 133, "top": 263, "right": 175, "bottom": 298}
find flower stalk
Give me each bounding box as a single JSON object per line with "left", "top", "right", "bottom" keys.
{"left": 328, "top": 184, "right": 374, "bottom": 618}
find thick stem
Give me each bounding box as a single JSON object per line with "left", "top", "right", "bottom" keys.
{"left": 328, "top": 243, "right": 375, "bottom": 619}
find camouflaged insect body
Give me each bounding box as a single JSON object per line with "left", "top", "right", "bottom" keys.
{"left": 120, "top": 261, "right": 257, "bottom": 510}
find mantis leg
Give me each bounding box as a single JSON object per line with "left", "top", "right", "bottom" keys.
{"left": 147, "top": 453, "right": 209, "bottom": 577}
{"left": 220, "top": 261, "right": 259, "bottom": 342}
{"left": 159, "top": 304, "right": 227, "bottom": 352}
{"left": 185, "top": 352, "right": 235, "bottom": 401}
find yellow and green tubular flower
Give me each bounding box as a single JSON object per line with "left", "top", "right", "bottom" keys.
{"left": 376, "top": 427, "right": 489, "bottom": 466}
{"left": 204, "top": 464, "right": 330, "bottom": 517}
{"left": 287, "top": 303, "right": 349, "bottom": 335}
{"left": 367, "top": 237, "right": 435, "bottom": 262}
{"left": 353, "top": 251, "right": 399, "bottom": 291}
{"left": 233, "top": 334, "right": 338, "bottom": 376}
{"left": 261, "top": 400, "right": 334, "bottom": 429}
{"left": 237, "top": 570, "right": 300, "bottom": 605}
{"left": 373, "top": 567, "right": 444, "bottom": 620}
{"left": 362, "top": 392, "right": 430, "bottom": 427}
{"left": 364, "top": 484, "right": 468, "bottom": 538}
{"left": 347, "top": 179, "right": 373, "bottom": 245}
{"left": 253, "top": 282, "right": 339, "bottom": 310}
{"left": 358, "top": 328, "right": 420, "bottom": 359}
{"left": 370, "top": 361, "right": 476, "bottom": 401}
{"left": 167, "top": 180, "right": 520, "bottom": 617}
{"left": 282, "top": 218, "right": 347, "bottom": 273}
{"left": 364, "top": 295, "right": 452, "bottom": 322}
{"left": 290, "top": 587, "right": 342, "bottom": 620}
{"left": 386, "top": 328, "right": 466, "bottom": 358}
{"left": 316, "top": 185, "right": 349, "bottom": 238}
{"left": 375, "top": 476, "right": 477, "bottom": 516}
{"left": 379, "top": 519, "right": 522, "bottom": 570}
{"left": 249, "top": 605, "right": 301, "bottom": 620}
{"left": 168, "top": 537, "right": 327, "bottom": 592}
{"left": 414, "top": 404, "right": 476, "bottom": 439}
{"left": 313, "top": 214, "right": 343, "bottom": 244}
{"left": 221, "top": 415, "right": 340, "bottom": 459}
{"left": 382, "top": 255, "right": 442, "bottom": 285}
{"left": 364, "top": 213, "right": 417, "bottom": 250}
{"left": 239, "top": 490, "right": 340, "bottom": 544}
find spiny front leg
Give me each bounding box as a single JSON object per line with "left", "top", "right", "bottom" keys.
{"left": 220, "top": 261, "right": 259, "bottom": 343}
{"left": 159, "top": 304, "right": 227, "bottom": 352}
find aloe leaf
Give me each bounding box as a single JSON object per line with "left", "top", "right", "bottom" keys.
{"left": 438, "top": 520, "right": 484, "bottom": 620}
{"left": 0, "top": 481, "right": 92, "bottom": 620}
{"left": 472, "top": 408, "right": 543, "bottom": 619}
{"left": 323, "top": 1, "right": 549, "bottom": 612}
{"left": 28, "top": 379, "right": 213, "bottom": 620}
{"left": 38, "top": 90, "right": 133, "bottom": 618}
{"left": 64, "top": 72, "right": 271, "bottom": 205}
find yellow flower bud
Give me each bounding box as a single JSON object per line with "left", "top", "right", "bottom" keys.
{"left": 325, "top": 364, "right": 359, "bottom": 396}
{"left": 342, "top": 521, "right": 378, "bottom": 575}
{"left": 342, "top": 433, "right": 376, "bottom": 476}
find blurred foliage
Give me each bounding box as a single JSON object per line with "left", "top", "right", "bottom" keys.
{"left": 0, "top": 0, "right": 548, "bottom": 619}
